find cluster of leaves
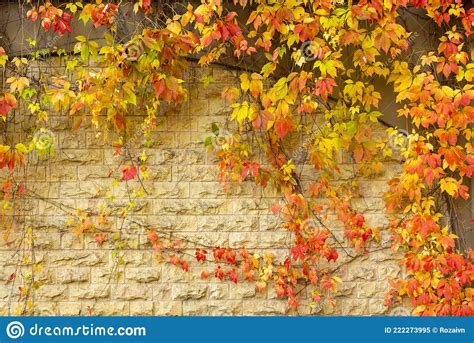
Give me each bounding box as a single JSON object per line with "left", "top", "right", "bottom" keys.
{"left": 0, "top": 0, "right": 472, "bottom": 315}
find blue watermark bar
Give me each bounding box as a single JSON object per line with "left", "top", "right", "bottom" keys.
{"left": 0, "top": 316, "right": 472, "bottom": 343}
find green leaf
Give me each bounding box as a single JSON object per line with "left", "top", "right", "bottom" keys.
{"left": 104, "top": 33, "right": 114, "bottom": 46}
{"left": 15, "top": 143, "right": 28, "bottom": 153}
{"left": 204, "top": 136, "right": 213, "bottom": 146}
{"left": 211, "top": 123, "right": 219, "bottom": 135}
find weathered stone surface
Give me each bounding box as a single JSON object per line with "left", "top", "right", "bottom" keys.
{"left": 171, "top": 284, "right": 207, "bottom": 300}
{"left": 60, "top": 233, "right": 85, "bottom": 249}
{"left": 153, "top": 284, "right": 173, "bottom": 300}
{"left": 148, "top": 182, "right": 189, "bottom": 198}
{"left": 183, "top": 300, "right": 242, "bottom": 315}
{"left": 368, "top": 299, "right": 391, "bottom": 315}
{"left": 130, "top": 301, "right": 154, "bottom": 316}
{"left": 36, "top": 285, "right": 68, "bottom": 300}
{"left": 190, "top": 182, "right": 257, "bottom": 198}
{"left": 57, "top": 150, "right": 103, "bottom": 164}
{"left": 0, "top": 302, "right": 9, "bottom": 315}
{"left": 91, "top": 268, "right": 124, "bottom": 283}
{"left": 208, "top": 284, "right": 228, "bottom": 300}
{"left": 112, "top": 284, "right": 152, "bottom": 300}
{"left": 358, "top": 281, "right": 389, "bottom": 298}
{"left": 229, "top": 232, "right": 290, "bottom": 249}
{"left": 120, "top": 251, "right": 153, "bottom": 267}
{"left": 58, "top": 302, "right": 82, "bottom": 316}
{"left": 47, "top": 251, "right": 107, "bottom": 267}
{"left": 78, "top": 166, "right": 114, "bottom": 180}
{"left": 125, "top": 267, "right": 160, "bottom": 283}
{"left": 160, "top": 266, "right": 189, "bottom": 283}
{"left": 147, "top": 216, "right": 197, "bottom": 232}
{"left": 85, "top": 302, "right": 129, "bottom": 316}
{"left": 154, "top": 301, "right": 182, "bottom": 316}
{"left": 341, "top": 299, "right": 370, "bottom": 316}
{"left": 153, "top": 199, "right": 234, "bottom": 215}
{"left": 347, "top": 265, "right": 377, "bottom": 281}
{"left": 243, "top": 300, "right": 287, "bottom": 315}
{"left": 69, "top": 285, "right": 110, "bottom": 300}
{"left": 173, "top": 165, "right": 218, "bottom": 181}
{"left": 49, "top": 166, "right": 77, "bottom": 181}
{"left": 377, "top": 265, "right": 402, "bottom": 279}
{"left": 55, "top": 268, "right": 90, "bottom": 283}
{"left": 34, "top": 232, "right": 61, "bottom": 249}
{"left": 197, "top": 216, "right": 258, "bottom": 232}
{"left": 33, "top": 302, "right": 58, "bottom": 315}
{"left": 229, "top": 284, "right": 256, "bottom": 299}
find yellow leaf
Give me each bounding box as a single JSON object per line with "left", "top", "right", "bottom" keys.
{"left": 439, "top": 178, "right": 458, "bottom": 196}
{"left": 167, "top": 21, "right": 182, "bottom": 35}
{"left": 7, "top": 76, "right": 30, "bottom": 93}
{"left": 240, "top": 73, "right": 250, "bottom": 93}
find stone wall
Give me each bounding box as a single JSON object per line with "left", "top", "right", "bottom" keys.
{"left": 0, "top": 63, "right": 405, "bottom": 316}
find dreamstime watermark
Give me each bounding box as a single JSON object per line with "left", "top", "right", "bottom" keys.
{"left": 6, "top": 321, "right": 24, "bottom": 339}
{"left": 299, "top": 40, "right": 321, "bottom": 63}
{"left": 33, "top": 128, "right": 55, "bottom": 151}
{"left": 290, "top": 134, "right": 314, "bottom": 164}
{"left": 301, "top": 217, "right": 319, "bottom": 231}
{"left": 122, "top": 40, "right": 145, "bottom": 61}
{"left": 5, "top": 321, "right": 146, "bottom": 339}
{"left": 212, "top": 128, "right": 234, "bottom": 150}
{"left": 388, "top": 129, "right": 409, "bottom": 151}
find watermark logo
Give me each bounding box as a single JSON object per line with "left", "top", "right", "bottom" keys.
{"left": 122, "top": 41, "right": 144, "bottom": 62}
{"left": 212, "top": 128, "right": 234, "bottom": 149}
{"left": 33, "top": 128, "right": 55, "bottom": 151}
{"left": 300, "top": 40, "right": 319, "bottom": 62}
{"left": 6, "top": 321, "right": 25, "bottom": 339}
{"left": 388, "top": 129, "right": 409, "bottom": 151}
{"left": 301, "top": 217, "right": 319, "bottom": 231}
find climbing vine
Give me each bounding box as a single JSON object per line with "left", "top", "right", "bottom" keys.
{"left": 0, "top": 0, "right": 472, "bottom": 315}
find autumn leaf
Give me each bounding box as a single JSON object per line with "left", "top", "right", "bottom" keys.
{"left": 94, "top": 233, "right": 107, "bottom": 246}
{"left": 121, "top": 165, "right": 138, "bottom": 181}
{"left": 274, "top": 117, "right": 293, "bottom": 139}
{"left": 6, "top": 77, "right": 30, "bottom": 93}
{"left": 439, "top": 178, "right": 458, "bottom": 197}
{"left": 0, "top": 93, "right": 17, "bottom": 117}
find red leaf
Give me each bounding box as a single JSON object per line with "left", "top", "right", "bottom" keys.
{"left": 0, "top": 93, "right": 17, "bottom": 117}
{"left": 169, "top": 255, "right": 179, "bottom": 265}
{"left": 228, "top": 269, "right": 238, "bottom": 283}
{"left": 214, "top": 266, "right": 225, "bottom": 280}
{"left": 195, "top": 248, "right": 207, "bottom": 262}
{"left": 6, "top": 272, "right": 15, "bottom": 282}
{"left": 274, "top": 117, "right": 293, "bottom": 139}
{"left": 251, "top": 162, "right": 260, "bottom": 177}
{"left": 212, "top": 247, "right": 225, "bottom": 261}
{"left": 353, "top": 146, "right": 364, "bottom": 163}
{"left": 146, "top": 230, "right": 158, "bottom": 242}
{"left": 121, "top": 165, "right": 137, "bottom": 181}
{"left": 291, "top": 244, "right": 306, "bottom": 261}
{"left": 94, "top": 233, "right": 107, "bottom": 246}
{"left": 353, "top": 214, "right": 365, "bottom": 228}
{"left": 323, "top": 248, "right": 339, "bottom": 262}
{"left": 241, "top": 161, "right": 250, "bottom": 179}
{"left": 271, "top": 203, "right": 282, "bottom": 214}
